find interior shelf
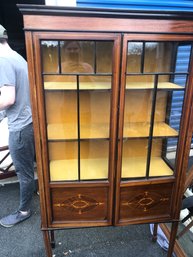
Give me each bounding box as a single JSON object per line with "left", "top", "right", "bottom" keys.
{"left": 44, "top": 81, "right": 183, "bottom": 90}
{"left": 50, "top": 158, "right": 108, "bottom": 181}
{"left": 47, "top": 122, "right": 177, "bottom": 140}
{"left": 123, "top": 122, "right": 178, "bottom": 138}
{"left": 44, "top": 81, "right": 111, "bottom": 90}
{"left": 121, "top": 157, "right": 173, "bottom": 178}
{"left": 47, "top": 124, "right": 77, "bottom": 140}
{"left": 47, "top": 123, "right": 110, "bottom": 140}
{"left": 49, "top": 156, "right": 173, "bottom": 181}
{"left": 125, "top": 81, "right": 183, "bottom": 90}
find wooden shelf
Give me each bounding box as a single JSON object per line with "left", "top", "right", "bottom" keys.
{"left": 47, "top": 124, "right": 77, "bottom": 140}
{"left": 123, "top": 122, "right": 178, "bottom": 138}
{"left": 50, "top": 158, "right": 108, "bottom": 181}
{"left": 48, "top": 122, "right": 177, "bottom": 140}
{"left": 126, "top": 82, "right": 183, "bottom": 90}
{"left": 44, "top": 81, "right": 111, "bottom": 90}
{"left": 50, "top": 156, "right": 173, "bottom": 181}
{"left": 47, "top": 123, "right": 109, "bottom": 140}
{"left": 44, "top": 81, "right": 183, "bottom": 90}
{"left": 122, "top": 157, "right": 173, "bottom": 178}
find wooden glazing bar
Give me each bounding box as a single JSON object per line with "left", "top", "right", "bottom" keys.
{"left": 146, "top": 75, "right": 159, "bottom": 178}
{"left": 58, "top": 40, "right": 62, "bottom": 74}
{"left": 140, "top": 42, "right": 145, "bottom": 74}
{"left": 77, "top": 75, "right": 80, "bottom": 181}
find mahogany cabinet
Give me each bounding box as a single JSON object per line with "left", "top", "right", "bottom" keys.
{"left": 18, "top": 5, "right": 193, "bottom": 257}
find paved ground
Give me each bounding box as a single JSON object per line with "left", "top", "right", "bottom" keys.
{"left": 0, "top": 182, "right": 168, "bottom": 257}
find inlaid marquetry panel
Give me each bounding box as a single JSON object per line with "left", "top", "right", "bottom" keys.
{"left": 118, "top": 182, "right": 173, "bottom": 222}
{"left": 51, "top": 187, "right": 109, "bottom": 223}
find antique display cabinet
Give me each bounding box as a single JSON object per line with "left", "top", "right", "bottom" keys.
{"left": 18, "top": 5, "right": 193, "bottom": 257}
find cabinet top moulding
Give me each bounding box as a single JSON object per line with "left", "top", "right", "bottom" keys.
{"left": 18, "top": 4, "right": 193, "bottom": 34}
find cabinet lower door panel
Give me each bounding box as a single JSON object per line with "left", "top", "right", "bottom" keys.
{"left": 50, "top": 186, "right": 110, "bottom": 226}
{"left": 117, "top": 182, "right": 173, "bottom": 224}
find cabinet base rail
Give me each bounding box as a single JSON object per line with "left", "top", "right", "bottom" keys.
{"left": 41, "top": 221, "right": 183, "bottom": 257}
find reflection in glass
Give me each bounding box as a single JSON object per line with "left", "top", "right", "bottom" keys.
{"left": 127, "top": 42, "right": 143, "bottom": 73}
{"left": 96, "top": 41, "right": 113, "bottom": 73}
{"left": 122, "top": 139, "right": 148, "bottom": 178}
{"left": 80, "top": 140, "right": 109, "bottom": 180}
{"left": 175, "top": 44, "right": 192, "bottom": 73}
{"left": 144, "top": 42, "right": 173, "bottom": 73}
{"left": 60, "top": 41, "right": 94, "bottom": 75}
{"left": 49, "top": 142, "right": 78, "bottom": 181}
{"left": 127, "top": 42, "right": 175, "bottom": 74}
{"left": 157, "top": 75, "right": 185, "bottom": 89}
{"left": 173, "top": 75, "right": 187, "bottom": 87}
{"left": 41, "top": 41, "right": 59, "bottom": 73}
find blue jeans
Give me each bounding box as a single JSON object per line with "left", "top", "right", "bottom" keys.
{"left": 9, "top": 123, "right": 35, "bottom": 211}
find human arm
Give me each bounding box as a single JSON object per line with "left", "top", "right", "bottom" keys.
{"left": 0, "top": 85, "right": 15, "bottom": 111}
{"left": 0, "top": 110, "right": 6, "bottom": 122}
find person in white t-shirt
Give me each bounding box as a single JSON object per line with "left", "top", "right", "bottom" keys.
{"left": 0, "top": 24, "right": 35, "bottom": 227}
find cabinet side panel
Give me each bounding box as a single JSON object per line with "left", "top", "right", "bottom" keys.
{"left": 25, "top": 31, "right": 49, "bottom": 228}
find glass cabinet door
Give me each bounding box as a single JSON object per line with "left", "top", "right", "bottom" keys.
{"left": 119, "top": 36, "right": 192, "bottom": 179}
{"left": 41, "top": 39, "right": 116, "bottom": 182}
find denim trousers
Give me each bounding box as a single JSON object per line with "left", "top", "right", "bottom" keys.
{"left": 9, "top": 123, "right": 35, "bottom": 211}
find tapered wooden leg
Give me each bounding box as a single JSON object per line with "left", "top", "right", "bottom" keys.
{"left": 177, "top": 219, "right": 193, "bottom": 239}
{"left": 42, "top": 230, "right": 53, "bottom": 257}
{"left": 50, "top": 230, "right": 56, "bottom": 248}
{"left": 152, "top": 223, "right": 158, "bottom": 242}
{"left": 167, "top": 222, "right": 178, "bottom": 257}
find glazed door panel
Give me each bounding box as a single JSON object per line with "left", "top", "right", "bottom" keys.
{"left": 115, "top": 34, "right": 193, "bottom": 224}
{"left": 33, "top": 32, "right": 121, "bottom": 227}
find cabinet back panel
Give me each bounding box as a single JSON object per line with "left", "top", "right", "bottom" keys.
{"left": 45, "top": 91, "right": 77, "bottom": 124}
{"left": 124, "top": 91, "right": 167, "bottom": 123}
{"left": 45, "top": 91, "right": 111, "bottom": 125}
{"left": 49, "top": 141, "right": 109, "bottom": 160}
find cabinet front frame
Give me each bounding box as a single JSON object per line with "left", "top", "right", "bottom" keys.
{"left": 25, "top": 24, "right": 193, "bottom": 228}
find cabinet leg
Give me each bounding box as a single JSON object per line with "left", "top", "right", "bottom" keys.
{"left": 50, "top": 230, "right": 56, "bottom": 248}
{"left": 167, "top": 222, "right": 178, "bottom": 257}
{"left": 42, "top": 230, "right": 53, "bottom": 257}
{"left": 152, "top": 223, "right": 158, "bottom": 242}
{"left": 177, "top": 219, "right": 193, "bottom": 239}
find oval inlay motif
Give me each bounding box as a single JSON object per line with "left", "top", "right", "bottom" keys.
{"left": 54, "top": 194, "right": 104, "bottom": 214}
{"left": 122, "top": 191, "right": 169, "bottom": 212}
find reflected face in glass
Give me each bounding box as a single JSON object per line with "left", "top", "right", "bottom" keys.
{"left": 61, "top": 41, "right": 94, "bottom": 75}
{"left": 63, "top": 41, "right": 81, "bottom": 63}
